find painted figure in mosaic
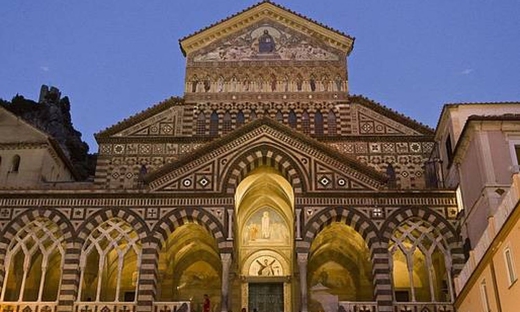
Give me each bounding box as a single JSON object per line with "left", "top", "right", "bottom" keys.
{"left": 258, "top": 30, "right": 275, "bottom": 53}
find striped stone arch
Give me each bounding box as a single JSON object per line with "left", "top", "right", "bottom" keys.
{"left": 302, "top": 207, "right": 379, "bottom": 249}
{"left": 152, "top": 207, "right": 227, "bottom": 252}
{"left": 76, "top": 208, "right": 149, "bottom": 243}
{"left": 0, "top": 208, "right": 72, "bottom": 297}
{"left": 302, "top": 206, "right": 392, "bottom": 305}
{"left": 381, "top": 206, "right": 465, "bottom": 273}
{"left": 222, "top": 144, "right": 307, "bottom": 194}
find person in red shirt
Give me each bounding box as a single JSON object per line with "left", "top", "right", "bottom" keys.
{"left": 203, "top": 294, "right": 210, "bottom": 312}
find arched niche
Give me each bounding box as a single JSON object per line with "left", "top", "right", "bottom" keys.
{"left": 234, "top": 166, "right": 295, "bottom": 312}
{"left": 308, "top": 222, "right": 374, "bottom": 310}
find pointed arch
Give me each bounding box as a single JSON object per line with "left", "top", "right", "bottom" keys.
{"left": 314, "top": 110, "right": 324, "bottom": 136}
{"left": 302, "top": 110, "right": 310, "bottom": 134}
{"left": 196, "top": 111, "right": 206, "bottom": 135}
{"left": 152, "top": 207, "right": 227, "bottom": 252}
{"left": 222, "top": 144, "right": 307, "bottom": 195}
{"left": 288, "top": 110, "right": 297, "bottom": 129}
{"left": 210, "top": 110, "right": 219, "bottom": 136}
{"left": 1, "top": 217, "right": 66, "bottom": 302}
{"left": 276, "top": 110, "right": 283, "bottom": 123}
{"left": 236, "top": 110, "right": 245, "bottom": 128}
{"left": 223, "top": 110, "right": 232, "bottom": 133}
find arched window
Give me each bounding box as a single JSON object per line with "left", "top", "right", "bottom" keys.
{"left": 236, "top": 110, "right": 245, "bottom": 128}
{"left": 210, "top": 111, "right": 219, "bottom": 136}
{"left": 11, "top": 155, "right": 21, "bottom": 172}
{"left": 250, "top": 110, "right": 257, "bottom": 122}
{"left": 223, "top": 111, "right": 232, "bottom": 134}
{"left": 328, "top": 110, "right": 337, "bottom": 136}
{"left": 78, "top": 218, "right": 141, "bottom": 302}
{"left": 196, "top": 111, "right": 206, "bottom": 135}
{"left": 276, "top": 110, "right": 283, "bottom": 123}
{"left": 314, "top": 111, "right": 323, "bottom": 136}
{"left": 302, "top": 110, "right": 310, "bottom": 134}
{"left": 389, "top": 218, "right": 453, "bottom": 303}
{"left": 1, "top": 218, "right": 65, "bottom": 302}
{"left": 288, "top": 110, "right": 297, "bottom": 129}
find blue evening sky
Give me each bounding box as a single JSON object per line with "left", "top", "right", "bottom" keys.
{"left": 2, "top": 1, "right": 520, "bottom": 152}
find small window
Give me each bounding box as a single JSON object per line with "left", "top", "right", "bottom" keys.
{"left": 196, "top": 112, "right": 206, "bottom": 135}
{"left": 480, "top": 279, "right": 491, "bottom": 312}
{"left": 314, "top": 111, "right": 323, "bottom": 136}
{"left": 445, "top": 134, "right": 454, "bottom": 165}
{"left": 223, "top": 111, "right": 232, "bottom": 134}
{"left": 236, "top": 111, "right": 245, "bottom": 128}
{"left": 276, "top": 110, "right": 283, "bottom": 123}
{"left": 11, "top": 155, "right": 21, "bottom": 172}
{"left": 250, "top": 110, "right": 257, "bottom": 121}
{"left": 504, "top": 247, "right": 517, "bottom": 285}
{"left": 302, "top": 110, "right": 310, "bottom": 134}
{"left": 210, "top": 111, "right": 219, "bottom": 136}
{"left": 288, "top": 110, "right": 297, "bottom": 129}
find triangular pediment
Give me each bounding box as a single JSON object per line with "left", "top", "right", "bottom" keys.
{"left": 180, "top": 1, "right": 354, "bottom": 58}
{"left": 191, "top": 20, "right": 342, "bottom": 62}
{"left": 146, "top": 118, "right": 387, "bottom": 193}
{"left": 350, "top": 95, "right": 434, "bottom": 136}
{"left": 0, "top": 106, "right": 49, "bottom": 143}
{"left": 95, "top": 97, "right": 184, "bottom": 139}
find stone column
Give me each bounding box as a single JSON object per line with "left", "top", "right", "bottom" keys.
{"left": 297, "top": 253, "right": 308, "bottom": 312}
{"left": 136, "top": 242, "right": 160, "bottom": 312}
{"left": 57, "top": 241, "right": 82, "bottom": 312}
{"left": 372, "top": 243, "right": 393, "bottom": 312}
{"left": 221, "top": 253, "right": 232, "bottom": 312}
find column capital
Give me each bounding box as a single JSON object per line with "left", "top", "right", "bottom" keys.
{"left": 297, "top": 252, "right": 308, "bottom": 264}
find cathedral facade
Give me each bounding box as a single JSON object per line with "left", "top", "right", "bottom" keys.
{"left": 0, "top": 2, "right": 467, "bottom": 312}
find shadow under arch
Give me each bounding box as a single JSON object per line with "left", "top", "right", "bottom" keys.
{"left": 152, "top": 207, "right": 227, "bottom": 252}
{"left": 220, "top": 142, "right": 308, "bottom": 195}
{"left": 302, "top": 206, "right": 379, "bottom": 250}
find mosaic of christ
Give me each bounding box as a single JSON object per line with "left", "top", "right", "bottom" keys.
{"left": 243, "top": 209, "right": 290, "bottom": 245}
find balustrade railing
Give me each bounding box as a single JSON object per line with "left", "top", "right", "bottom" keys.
{"left": 393, "top": 302, "right": 454, "bottom": 312}
{"left": 153, "top": 301, "right": 190, "bottom": 312}
{"left": 338, "top": 301, "right": 377, "bottom": 312}
{"left": 0, "top": 302, "right": 57, "bottom": 312}
{"left": 73, "top": 302, "right": 136, "bottom": 312}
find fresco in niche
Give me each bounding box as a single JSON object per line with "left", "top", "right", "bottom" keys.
{"left": 242, "top": 209, "right": 290, "bottom": 245}
{"left": 193, "top": 25, "right": 339, "bottom": 62}
{"left": 309, "top": 262, "right": 372, "bottom": 312}
{"left": 248, "top": 255, "right": 283, "bottom": 276}
{"left": 175, "top": 261, "right": 221, "bottom": 312}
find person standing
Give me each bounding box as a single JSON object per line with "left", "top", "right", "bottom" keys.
{"left": 203, "top": 294, "right": 210, "bottom": 312}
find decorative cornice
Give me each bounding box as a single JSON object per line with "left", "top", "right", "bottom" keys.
{"left": 144, "top": 117, "right": 387, "bottom": 187}
{"left": 0, "top": 190, "right": 456, "bottom": 208}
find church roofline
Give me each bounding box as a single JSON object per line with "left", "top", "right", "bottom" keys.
{"left": 349, "top": 94, "right": 435, "bottom": 135}
{"left": 179, "top": 1, "right": 355, "bottom": 57}
{"left": 95, "top": 96, "right": 183, "bottom": 140}
{"left": 144, "top": 116, "right": 388, "bottom": 185}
